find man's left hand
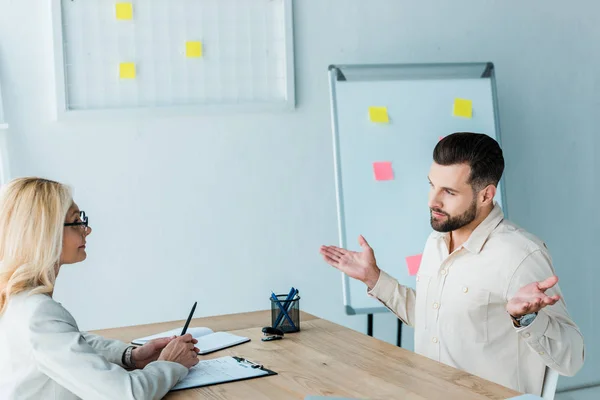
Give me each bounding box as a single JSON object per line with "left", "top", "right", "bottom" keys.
{"left": 506, "top": 275, "right": 561, "bottom": 319}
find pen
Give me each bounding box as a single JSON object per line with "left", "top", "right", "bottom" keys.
{"left": 180, "top": 301, "right": 197, "bottom": 336}
{"left": 273, "top": 287, "right": 296, "bottom": 327}
{"left": 280, "top": 288, "right": 299, "bottom": 328}
{"left": 270, "top": 292, "right": 297, "bottom": 330}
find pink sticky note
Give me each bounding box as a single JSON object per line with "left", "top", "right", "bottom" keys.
{"left": 373, "top": 161, "right": 394, "bottom": 181}
{"left": 406, "top": 254, "right": 423, "bottom": 276}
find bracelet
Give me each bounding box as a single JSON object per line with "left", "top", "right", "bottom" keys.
{"left": 122, "top": 346, "right": 136, "bottom": 369}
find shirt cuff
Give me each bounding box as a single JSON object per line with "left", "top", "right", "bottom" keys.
{"left": 114, "top": 342, "right": 131, "bottom": 368}
{"left": 515, "top": 310, "right": 554, "bottom": 360}
{"left": 515, "top": 310, "right": 549, "bottom": 338}
{"left": 367, "top": 270, "right": 397, "bottom": 301}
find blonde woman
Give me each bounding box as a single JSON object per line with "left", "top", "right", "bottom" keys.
{"left": 0, "top": 178, "right": 199, "bottom": 399}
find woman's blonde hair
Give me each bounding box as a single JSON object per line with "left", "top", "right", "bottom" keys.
{"left": 0, "top": 177, "right": 73, "bottom": 314}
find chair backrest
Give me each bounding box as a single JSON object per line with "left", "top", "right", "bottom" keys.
{"left": 541, "top": 367, "right": 559, "bottom": 400}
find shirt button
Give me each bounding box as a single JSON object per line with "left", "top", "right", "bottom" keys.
{"left": 432, "top": 337, "right": 439, "bottom": 343}
{"left": 539, "top": 351, "right": 545, "bottom": 355}
{"left": 462, "top": 286, "right": 468, "bottom": 293}
{"left": 416, "top": 275, "right": 420, "bottom": 282}
{"left": 440, "top": 269, "right": 447, "bottom": 276}
{"left": 524, "top": 333, "right": 531, "bottom": 338}
{"left": 433, "top": 302, "right": 439, "bottom": 309}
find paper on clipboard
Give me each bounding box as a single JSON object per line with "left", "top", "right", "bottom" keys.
{"left": 170, "top": 356, "right": 276, "bottom": 391}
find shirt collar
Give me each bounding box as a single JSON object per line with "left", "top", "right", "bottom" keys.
{"left": 433, "top": 202, "right": 505, "bottom": 254}
{"left": 462, "top": 203, "right": 504, "bottom": 254}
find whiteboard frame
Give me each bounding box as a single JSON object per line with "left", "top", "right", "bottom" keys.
{"left": 50, "top": 0, "right": 296, "bottom": 121}
{"left": 328, "top": 62, "right": 508, "bottom": 315}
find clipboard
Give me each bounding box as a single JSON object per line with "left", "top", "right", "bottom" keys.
{"left": 169, "top": 356, "right": 277, "bottom": 392}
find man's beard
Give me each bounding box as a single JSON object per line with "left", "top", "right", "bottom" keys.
{"left": 430, "top": 198, "right": 478, "bottom": 232}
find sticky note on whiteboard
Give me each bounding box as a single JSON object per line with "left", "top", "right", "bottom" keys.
{"left": 368, "top": 106, "right": 389, "bottom": 123}
{"left": 119, "top": 62, "right": 136, "bottom": 79}
{"left": 373, "top": 161, "right": 394, "bottom": 181}
{"left": 116, "top": 3, "right": 133, "bottom": 20}
{"left": 453, "top": 98, "right": 473, "bottom": 118}
{"left": 406, "top": 254, "right": 423, "bottom": 276}
{"left": 186, "top": 41, "right": 203, "bottom": 58}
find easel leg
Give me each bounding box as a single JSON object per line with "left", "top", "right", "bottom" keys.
{"left": 397, "top": 319, "right": 403, "bottom": 347}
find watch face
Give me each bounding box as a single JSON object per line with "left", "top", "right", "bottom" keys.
{"left": 521, "top": 313, "right": 537, "bottom": 327}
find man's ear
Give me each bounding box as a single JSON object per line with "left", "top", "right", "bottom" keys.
{"left": 480, "top": 184, "right": 497, "bottom": 205}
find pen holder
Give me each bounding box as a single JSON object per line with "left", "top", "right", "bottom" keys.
{"left": 270, "top": 293, "right": 300, "bottom": 333}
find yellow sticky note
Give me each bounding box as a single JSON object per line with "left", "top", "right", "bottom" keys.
{"left": 119, "top": 62, "right": 136, "bottom": 79}
{"left": 116, "top": 3, "right": 133, "bottom": 20}
{"left": 369, "top": 106, "right": 389, "bottom": 123}
{"left": 186, "top": 41, "right": 203, "bottom": 58}
{"left": 453, "top": 98, "right": 473, "bottom": 118}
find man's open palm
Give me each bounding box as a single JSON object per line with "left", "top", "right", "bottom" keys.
{"left": 507, "top": 275, "right": 561, "bottom": 318}
{"left": 320, "top": 235, "right": 380, "bottom": 288}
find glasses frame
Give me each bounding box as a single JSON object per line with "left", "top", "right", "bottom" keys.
{"left": 64, "top": 211, "right": 88, "bottom": 230}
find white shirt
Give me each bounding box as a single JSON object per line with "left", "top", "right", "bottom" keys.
{"left": 368, "top": 204, "right": 584, "bottom": 395}
{"left": 0, "top": 291, "right": 188, "bottom": 399}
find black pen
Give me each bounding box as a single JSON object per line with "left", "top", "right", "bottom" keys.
{"left": 180, "top": 301, "right": 197, "bottom": 336}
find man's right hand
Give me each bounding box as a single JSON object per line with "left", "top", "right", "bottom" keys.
{"left": 320, "top": 235, "right": 381, "bottom": 290}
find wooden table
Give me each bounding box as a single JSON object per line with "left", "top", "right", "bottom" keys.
{"left": 93, "top": 311, "right": 520, "bottom": 400}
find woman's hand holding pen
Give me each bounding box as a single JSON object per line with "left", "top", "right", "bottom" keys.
{"left": 157, "top": 334, "right": 200, "bottom": 369}
{"left": 131, "top": 336, "right": 179, "bottom": 369}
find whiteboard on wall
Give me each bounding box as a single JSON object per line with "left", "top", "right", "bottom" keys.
{"left": 328, "top": 63, "right": 507, "bottom": 316}
{"left": 51, "top": 0, "right": 295, "bottom": 118}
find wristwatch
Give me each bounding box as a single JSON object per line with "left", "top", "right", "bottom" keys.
{"left": 122, "top": 346, "right": 136, "bottom": 369}
{"left": 511, "top": 312, "right": 537, "bottom": 327}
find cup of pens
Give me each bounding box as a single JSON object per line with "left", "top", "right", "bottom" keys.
{"left": 270, "top": 288, "right": 300, "bottom": 333}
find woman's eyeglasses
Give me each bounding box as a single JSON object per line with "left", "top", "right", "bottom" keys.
{"left": 64, "top": 211, "right": 89, "bottom": 231}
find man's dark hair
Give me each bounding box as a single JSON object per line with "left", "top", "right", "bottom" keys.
{"left": 433, "top": 132, "right": 504, "bottom": 191}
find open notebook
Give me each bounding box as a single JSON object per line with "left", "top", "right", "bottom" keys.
{"left": 131, "top": 327, "right": 250, "bottom": 355}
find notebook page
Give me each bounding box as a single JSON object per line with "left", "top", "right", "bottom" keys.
{"left": 131, "top": 327, "right": 213, "bottom": 345}
{"left": 196, "top": 331, "right": 250, "bottom": 354}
